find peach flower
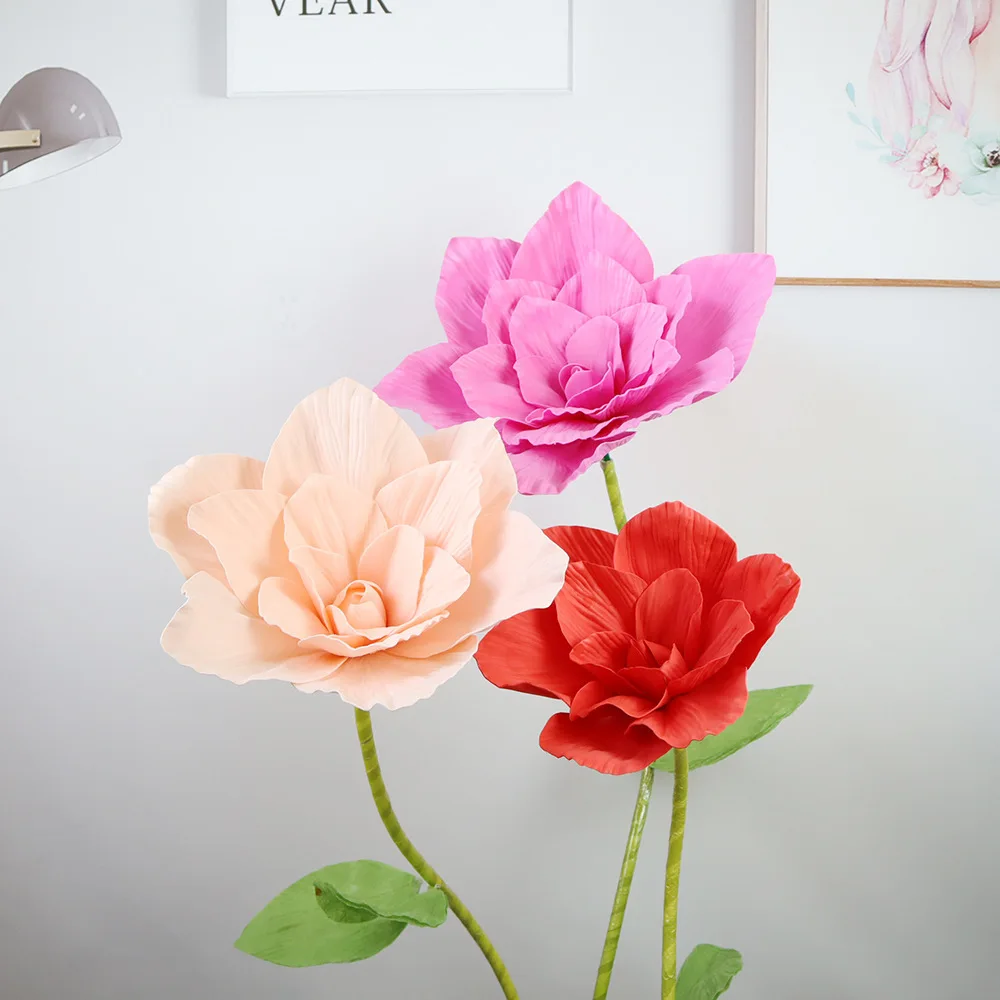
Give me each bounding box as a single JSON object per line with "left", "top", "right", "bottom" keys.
{"left": 150, "top": 379, "right": 569, "bottom": 710}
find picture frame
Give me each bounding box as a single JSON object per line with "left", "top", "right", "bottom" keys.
{"left": 754, "top": 0, "right": 1000, "bottom": 289}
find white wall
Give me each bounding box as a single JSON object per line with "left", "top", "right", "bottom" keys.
{"left": 2, "top": 2, "right": 998, "bottom": 998}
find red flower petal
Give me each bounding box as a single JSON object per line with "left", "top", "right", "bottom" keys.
{"left": 570, "top": 681, "right": 651, "bottom": 720}
{"left": 476, "top": 606, "right": 582, "bottom": 704}
{"left": 615, "top": 501, "right": 738, "bottom": 598}
{"left": 544, "top": 525, "right": 617, "bottom": 567}
{"left": 719, "top": 554, "right": 801, "bottom": 671}
{"left": 669, "top": 599, "right": 754, "bottom": 697}
{"left": 635, "top": 568, "right": 704, "bottom": 661}
{"left": 637, "top": 663, "right": 749, "bottom": 747}
{"left": 540, "top": 707, "right": 669, "bottom": 775}
{"left": 555, "top": 563, "right": 646, "bottom": 647}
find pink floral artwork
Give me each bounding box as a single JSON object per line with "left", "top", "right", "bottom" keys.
{"left": 848, "top": 0, "right": 1000, "bottom": 201}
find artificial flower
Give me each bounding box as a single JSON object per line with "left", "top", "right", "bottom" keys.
{"left": 376, "top": 183, "right": 776, "bottom": 495}
{"left": 150, "top": 379, "right": 568, "bottom": 710}
{"left": 476, "top": 501, "right": 800, "bottom": 775}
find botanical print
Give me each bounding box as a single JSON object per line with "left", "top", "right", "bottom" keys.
{"left": 848, "top": 0, "right": 1000, "bottom": 201}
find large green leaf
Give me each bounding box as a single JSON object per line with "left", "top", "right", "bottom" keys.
{"left": 654, "top": 685, "right": 813, "bottom": 773}
{"left": 677, "top": 944, "right": 743, "bottom": 1000}
{"left": 313, "top": 860, "right": 448, "bottom": 928}
{"left": 236, "top": 863, "right": 408, "bottom": 967}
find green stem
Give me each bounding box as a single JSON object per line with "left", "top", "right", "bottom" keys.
{"left": 601, "top": 455, "right": 628, "bottom": 532}
{"left": 661, "top": 749, "right": 690, "bottom": 1000}
{"left": 592, "top": 767, "right": 655, "bottom": 1000}
{"left": 354, "top": 709, "right": 519, "bottom": 1000}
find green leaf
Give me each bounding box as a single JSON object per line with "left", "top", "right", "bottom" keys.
{"left": 653, "top": 685, "right": 813, "bottom": 773}
{"left": 872, "top": 116, "right": 883, "bottom": 138}
{"left": 847, "top": 111, "right": 865, "bottom": 126}
{"left": 846, "top": 81, "right": 856, "bottom": 105}
{"left": 678, "top": 944, "right": 743, "bottom": 1000}
{"left": 235, "top": 863, "right": 409, "bottom": 967}
{"left": 313, "top": 860, "right": 448, "bottom": 929}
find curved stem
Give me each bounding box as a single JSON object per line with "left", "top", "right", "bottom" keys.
{"left": 661, "top": 749, "right": 690, "bottom": 1000}
{"left": 601, "top": 455, "right": 628, "bottom": 532}
{"left": 355, "top": 709, "right": 519, "bottom": 1000}
{"left": 592, "top": 766, "right": 655, "bottom": 1000}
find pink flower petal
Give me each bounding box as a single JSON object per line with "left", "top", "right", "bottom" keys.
{"left": 510, "top": 183, "right": 655, "bottom": 286}
{"left": 564, "top": 315, "right": 621, "bottom": 374}
{"left": 450, "top": 344, "right": 533, "bottom": 419}
{"left": 515, "top": 355, "right": 566, "bottom": 408}
{"left": 670, "top": 255, "right": 776, "bottom": 377}
{"left": 161, "top": 572, "right": 333, "bottom": 685}
{"left": 615, "top": 302, "right": 675, "bottom": 385}
{"left": 435, "top": 237, "right": 520, "bottom": 349}
{"left": 636, "top": 347, "right": 736, "bottom": 416}
{"left": 420, "top": 419, "right": 518, "bottom": 516}
{"left": 555, "top": 251, "right": 646, "bottom": 316}
{"left": 376, "top": 460, "right": 483, "bottom": 567}
{"left": 508, "top": 297, "right": 590, "bottom": 362}
{"left": 507, "top": 433, "right": 635, "bottom": 495}
{"left": 642, "top": 274, "right": 693, "bottom": 337}
{"left": 482, "top": 279, "right": 558, "bottom": 345}
{"left": 149, "top": 455, "right": 264, "bottom": 581}
{"left": 265, "top": 379, "right": 427, "bottom": 497}
{"left": 565, "top": 364, "right": 615, "bottom": 410}
{"left": 376, "top": 342, "right": 480, "bottom": 429}
{"left": 306, "top": 636, "right": 480, "bottom": 710}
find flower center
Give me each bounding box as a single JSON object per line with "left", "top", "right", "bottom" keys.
{"left": 332, "top": 581, "right": 387, "bottom": 632}
{"left": 986, "top": 145, "right": 1000, "bottom": 168}
{"left": 923, "top": 151, "right": 939, "bottom": 171}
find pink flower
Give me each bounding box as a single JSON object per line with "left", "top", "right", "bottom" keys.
{"left": 149, "top": 379, "right": 568, "bottom": 710}
{"left": 898, "top": 134, "right": 961, "bottom": 197}
{"left": 376, "top": 183, "right": 776, "bottom": 495}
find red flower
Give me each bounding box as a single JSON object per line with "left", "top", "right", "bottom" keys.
{"left": 477, "top": 502, "right": 800, "bottom": 775}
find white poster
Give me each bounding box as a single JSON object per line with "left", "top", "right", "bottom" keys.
{"left": 757, "top": 0, "right": 1000, "bottom": 286}
{"left": 227, "top": 0, "right": 574, "bottom": 96}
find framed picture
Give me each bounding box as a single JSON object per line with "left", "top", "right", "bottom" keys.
{"left": 755, "top": 0, "right": 1000, "bottom": 288}
{"left": 226, "top": 0, "right": 574, "bottom": 97}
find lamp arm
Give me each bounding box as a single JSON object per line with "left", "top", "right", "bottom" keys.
{"left": 0, "top": 129, "right": 41, "bottom": 151}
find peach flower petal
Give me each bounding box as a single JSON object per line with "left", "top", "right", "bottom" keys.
{"left": 421, "top": 419, "right": 518, "bottom": 516}
{"left": 414, "top": 546, "right": 472, "bottom": 620}
{"left": 376, "top": 461, "right": 482, "bottom": 567}
{"left": 264, "top": 379, "right": 427, "bottom": 497}
{"left": 357, "top": 525, "right": 425, "bottom": 625}
{"left": 400, "top": 511, "right": 569, "bottom": 658}
{"left": 187, "top": 490, "right": 290, "bottom": 613}
{"left": 302, "top": 636, "right": 480, "bottom": 710}
{"left": 300, "top": 613, "right": 449, "bottom": 659}
{"left": 257, "top": 575, "right": 327, "bottom": 640}
{"left": 161, "top": 572, "right": 332, "bottom": 684}
{"left": 284, "top": 475, "right": 387, "bottom": 569}
{"left": 288, "top": 545, "right": 351, "bottom": 616}
{"left": 149, "top": 455, "right": 264, "bottom": 580}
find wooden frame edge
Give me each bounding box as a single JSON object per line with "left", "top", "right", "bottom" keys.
{"left": 754, "top": 0, "right": 999, "bottom": 289}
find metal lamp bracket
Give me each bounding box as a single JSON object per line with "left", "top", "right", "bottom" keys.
{"left": 0, "top": 129, "right": 41, "bottom": 151}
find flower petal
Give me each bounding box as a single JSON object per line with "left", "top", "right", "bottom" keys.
{"left": 719, "top": 554, "right": 801, "bottom": 671}
{"left": 161, "top": 572, "right": 331, "bottom": 684}
{"left": 284, "top": 475, "right": 386, "bottom": 570}
{"left": 671, "top": 255, "right": 776, "bottom": 377}
{"left": 264, "top": 378, "right": 427, "bottom": 497}
{"left": 633, "top": 347, "right": 736, "bottom": 415}
{"left": 436, "top": 237, "right": 520, "bottom": 349}
{"left": 510, "top": 183, "right": 655, "bottom": 286}
{"left": 506, "top": 432, "right": 634, "bottom": 496}
{"left": 514, "top": 355, "right": 566, "bottom": 408}
{"left": 570, "top": 681, "right": 650, "bottom": 720}
{"left": 187, "top": 490, "right": 290, "bottom": 612}
{"left": 555, "top": 563, "right": 646, "bottom": 647}
{"left": 357, "top": 525, "right": 426, "bottom": 625}
{"left": 556, "top": 251, "right": 647, "bottom": 316}
{"left": 544, "top": 525, "right": 617, "bottom": 567}
{"left": 477, "top": 605, "right": 580, "bottom": 703}
{"left": 564, "top": 315, "right": 622, "bottom": 375}
{"left": 615, "top": 501, "right": 738, "bottom": 598}
{"left": 540, "top": 707, "right": 668, "bottom": 775}
{"left": 420, "top": 419, "right": 517, "bottom": 516}
{"left": 400, "top": 510, "right": 569, "bottom": 657}
{"left": 634, "top": 568, "right": 704, "bottom": 662}
{"left": 257, "top": 575, "right": 327, "bottom": 640}
{"left": 376, "top": 461, "right": 482, "bottom": 567}
{"left": 668, "top": 599, "right": 754, "bottom": 697}
{"left": 641, "top": 274, "right": 693, "bottom": 338}
{"left": 508, "top": 298, "right": 590, "bottom": 362}
{"left": 288, "top": 545, "right": 352, "bottom": 613}
{"left": 482, "top": 279, "right": 558, "bottom": 344}
{"left": 451, "top": 345, "right": 533, "bottom": 419}
{"left": 302, "top": 612, "right": 450, "bottom": 659}
{"left": 641, "top": 663, "right": 749, "bottom": 747}
{"left": 615, "top": 302, "right": 675, "bottom": 385}
{"left": 309, "top": 636, "right": 480, "bottom": 710}
{"left": 149, "top": 455, "right": 264, "bottom": 581}
{"left": 414, "top": 545, "right": 472, "bottom": 619}
{"left": 376, "top": 342, "right": 480, "bottom": 429}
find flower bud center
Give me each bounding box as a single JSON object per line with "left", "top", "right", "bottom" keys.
{"left": 333, "top": 581, "right": 387, "bottom": 631}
